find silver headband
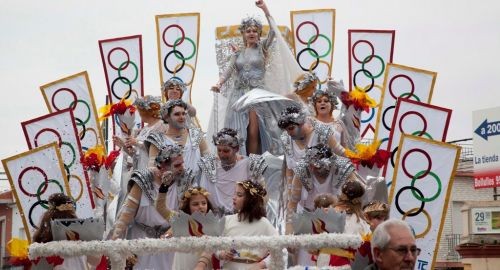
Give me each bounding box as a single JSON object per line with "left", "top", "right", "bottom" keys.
{"left": 160, "top": 99, "right": 187, "bottom": 121}
{"left": 155, "top": 144, "right": 183, "bottom": 166}
{"left": 213, "top": 133, "right": 241, "bottom": 148}
{"left": 278, "top": 106, "right": 307, "bottom": 129}
{"left": 305, "top": 144, "right": 334, "bottom": 171}
{"left": 309, "top": 88, "right": 339, "bottom": 108}
{"left": 294, "top": 72, "right": 319, "bottom": 92}
{"left": 238, "top": 16, "right": 263, "bottom": 34}
{"left": 134, "top": 95, "right": 162, "bottom": 111}
{"left": 162, "top": 77, "right": 187, "bottom": 95}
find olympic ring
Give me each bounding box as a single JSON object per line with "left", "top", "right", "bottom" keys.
{"left": 389, "top": 74, "right": 415, "bottom": 100}
{"left": 382, "top": 106, "right": 396, "bottom": 131}
{"left": 64, "top": 165, "right": 71, "bottom": 180}
{"left": 361, "top": 55, "right": 385, "bottom": 79}
{"left": 380, "top": 137, "right": 389, "bottom": 145}
{"left": 68, "top": 174, "right": 84, "bottom": 201}
{"left": 118, "top": 61, "right": 138, "bottom": 84}
{"left": 18, "top": 167, "right": 48, "bottom": 197}
{"left": 34, "top": 128, "right": 62, "bottom": 148}
{"left": 111, "top": 76, "right": 132, "bottom": 100}
{"left": 164, "top": 50, "right": 185, "bottom": 74}
{"left": 390, "top": 146, "right": 398, "bottom": 167}
{"left": 75, "top": 118, "right": 86, "bottom": 140}
{"left": 296, "top": 48, "right": 319, "bottom": 71}
{"left": 80, "top": 127, "right": 98, "bottom": 147}
{"left": 398, "top": 111, "right": 427, "bottom": 137}
{"left": 402, "top": 148, "right": 432, "bottom": 179}
{"left": 61, "top": 141, "right": 76, "bottom": 168}
{"left": 29, "top": 200, "right": 47, "bottom": 229}
{"left": 411, "top": 170, "right": 442, "bottom": 202}
{"left": 352, "top": 40, "right": 375, "bottom": 64}
{"left": 296, "top": 21, "right": 319, "bottom": 45}
{"left": 308, "top": 60, "right": 331, "bottom": 84}
{"left": 353, "top": 69, "right": 374, "bottom": 93}
{"left": 69, "top": 99, "right": 91, "bottom": 125}
{"left": 36, "top": 179, "right": 64, "bottom": 209}
{"left": 307, "top": 34, "right": 332, "bottom": 58}
{"left": 107, "top": 47, "right": 130, "bottom": 70}
{"left": 411, "top": 130, "right": 433, "bottom": 140}
{"left": 163, "top": 24, "right": 185, "bottom": 47}
{"left": 399, "top": 92, "right": 421, "bottom": 102}
{"left": 402, "top": 208, "right": 431, "bottom": 238}
{"left": 173, "top": 63, "right": 195, "bottom": 86}
{"left": 395, "top": 186, "right": 425, "bottom": 217}
{"left": 361, "top": 108, "right": 375, "bottom": 123}
{"left": 173, "top": 37, "right": 197, "bottom": 60}
{"left": 51, "top": 88, "right": 77, "bottom": 111}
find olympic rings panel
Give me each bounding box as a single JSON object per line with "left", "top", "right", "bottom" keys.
{"left": 40, "top": 71, "right": 105, "bottom": 150}
{"left": 156, "top": 13, "right": 200, "bottom": 105}
{"left": 381, "top": 97, "right": 452, "bottom": 185}
{"left": 99, "top": 35, "right": 144, "bottom": 137}
{"left": 349, "top": 30, "right": 395, "bottom": 139}
{"left": 21, "top": 109, "right": 95, "bottom": 219}
{"left": 291, "top": 9, "right": 335, "bottom": 86}
{"left": 388, "top": 134, "right": 460, "bottom": 266}
{"left": 374, "top": 63, "right": 437, "bottom": 145}
{"left": 2, "top": 143, "right": 71, "bottom": 240}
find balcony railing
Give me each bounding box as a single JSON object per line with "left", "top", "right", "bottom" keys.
{"left": 445, "top": 233, "right": 462, "bottom": 261}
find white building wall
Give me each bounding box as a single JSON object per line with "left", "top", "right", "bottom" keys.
{"left": 436, "top": 175, "right": 494, "bottom": 261}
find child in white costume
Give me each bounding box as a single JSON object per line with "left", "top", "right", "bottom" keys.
{"left": 195, "top": 180, "right": 278, "bottom": 270}
{"left": 156, "top": 185, "right": 215, "bottom": 270}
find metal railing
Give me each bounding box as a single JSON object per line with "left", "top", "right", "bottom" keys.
{"left": 445, "top": 233, "right": 461, "bottom": 261}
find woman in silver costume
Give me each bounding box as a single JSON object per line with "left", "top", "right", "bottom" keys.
{"left": 309, "top": 87, "right": 354, "bottom": 150}
{"left": 211, "top": 0, "right": 277, "bottom": 155}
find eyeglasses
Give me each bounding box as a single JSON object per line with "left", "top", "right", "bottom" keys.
{"left": 385, "top": 246, "right": 421, "bottom": 257}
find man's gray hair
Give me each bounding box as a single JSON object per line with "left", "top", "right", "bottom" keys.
{"left": 371, "top": 219, "right": 413, "bottom": 255}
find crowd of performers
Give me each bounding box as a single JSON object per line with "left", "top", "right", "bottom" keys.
{"left": 26, "top": 1, "right": 412, "bottom": 269}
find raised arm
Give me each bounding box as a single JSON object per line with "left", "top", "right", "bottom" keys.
{"left": 257, "top": 0, "right": 275, "bottom": 51}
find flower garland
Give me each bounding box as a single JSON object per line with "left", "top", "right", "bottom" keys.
{"left": 29, "top": 233, "right": 362, "bottom": 270}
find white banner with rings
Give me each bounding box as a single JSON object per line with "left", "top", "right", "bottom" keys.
{"left": 21, "top": 109, "right": 95, "bottom": 219}
{"left": 383, "top": 98, "right": 452, "bottom": 186}
{"left": 2, "top": 143, "right": 70, "bottom": 241}
{"left": 388, "top": 134, "right": 460, "bottom": 270}
{"left": 348, "top": 30, "right": 395, "bottom": 139}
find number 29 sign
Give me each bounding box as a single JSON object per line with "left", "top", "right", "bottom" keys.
{"left": 471, "top": 207, "right": 500, "bottom": 234}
